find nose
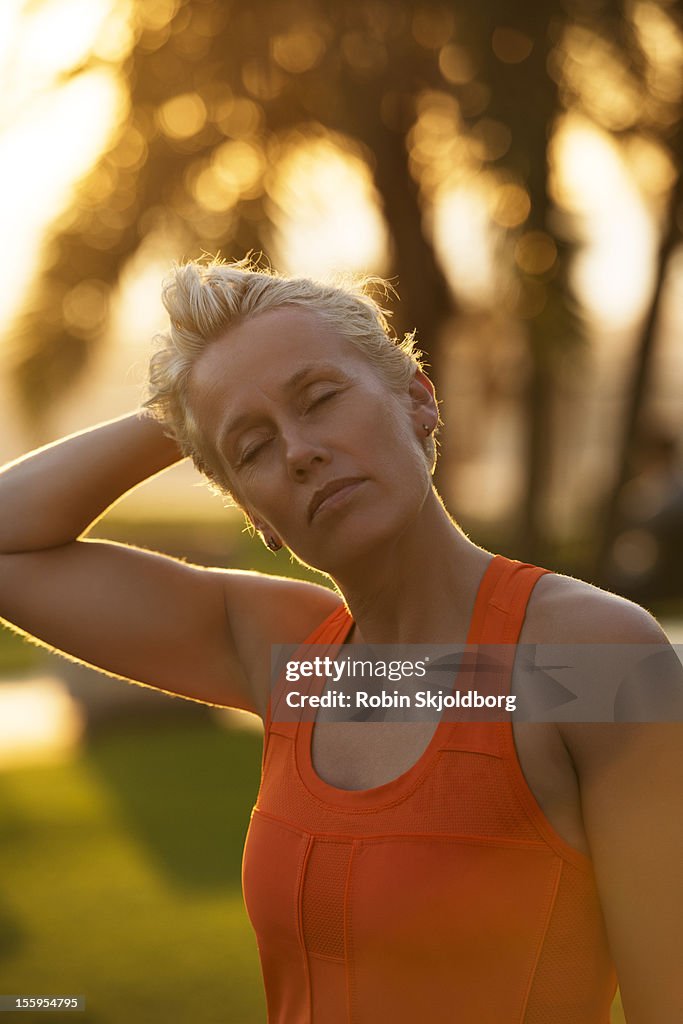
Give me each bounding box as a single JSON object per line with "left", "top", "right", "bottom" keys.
{"left": 283, "top": 425, "right": 331, "bottom": 480}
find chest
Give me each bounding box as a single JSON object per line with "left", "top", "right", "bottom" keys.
{"left": 310, "top": 716, "right": 590, "bottom": 859}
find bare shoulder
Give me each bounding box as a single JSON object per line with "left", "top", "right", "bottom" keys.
{"left": 221, "top": 570, "right": 344, "bottom": 718}
{"left": 221, "top": 570, "right": 342, "bottom": 643}
{"left": 525, "top": 570, "right": 682, "bottom": 775}
{"left": 523, "top": 569, "right": 668, "bottom": 645}
{"left": 522, "top": 567, "right": 679, "bottom": 761}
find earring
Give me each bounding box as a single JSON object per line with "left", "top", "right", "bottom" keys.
{"left": 265, "top": 535, "right": 282, "bottom": 552}
{"left": 422, "top": 424, "right": 433, "bottom": 435}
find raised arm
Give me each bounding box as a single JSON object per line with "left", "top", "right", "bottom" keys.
{"left": 0, "top": 413, "right": 340, "bottom": 716}
{"left": 0, "top": 412, "right": 182, "bottom": 553}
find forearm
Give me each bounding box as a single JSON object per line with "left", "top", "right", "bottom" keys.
{"left": 0, "top": 412, "right": 184, "bottom": 553}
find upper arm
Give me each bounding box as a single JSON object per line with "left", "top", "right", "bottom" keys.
{"left": 565, "top": 720, "right": 683, "bottom": 1022}
{"left": 0, "top": 540, "right": 341, "bottom": 717}
{"left": 556, "top": 603, "right": 683, "bottom": 1022}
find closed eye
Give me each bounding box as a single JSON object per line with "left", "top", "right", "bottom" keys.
{"left": 238, "top": 438, "right": 272, "bottom": 466}
{"left": 237, "top": 388, "right": 342, "bottom": 464}
{"left": 305, "top": 389, "right": 339, "bottom": 412}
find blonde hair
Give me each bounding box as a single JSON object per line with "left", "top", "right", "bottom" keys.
{"left": 143, "top": 256, "right": 437, "bottom": 497}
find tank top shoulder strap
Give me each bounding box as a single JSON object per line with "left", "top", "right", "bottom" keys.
{"left": 458, "top": 556, "right": 593, "bottom": 868}
{"left": 440, "top": 554, "right": 553, "bottom": 763}
{"left": 467, "top": 554, "right": 552, "bottom": 645}
{"left": 262, "top": 601, "right": 352, "bottom": 751}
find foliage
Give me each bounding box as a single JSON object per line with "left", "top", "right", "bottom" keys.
{"left": 5, "top": 0, "right": 682, "bottom": 572}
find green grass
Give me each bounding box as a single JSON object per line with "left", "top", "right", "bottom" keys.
{"left": 0, "top": 720, "right": 266, "bottom": 1024}
{"left": 0, "top": 715, "right": 628, "bottom": 1024}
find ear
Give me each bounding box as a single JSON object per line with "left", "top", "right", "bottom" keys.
{"left": 408, "top": 369, "right": 438, "bottom": 435}
{"left": 245, "top": 510, "right": 284, "bottom": 553}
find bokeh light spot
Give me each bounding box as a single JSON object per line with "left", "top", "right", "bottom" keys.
{"left": 241, "top": 59, "right": 285, "bottom": 101}
{"left": 612, "top": 528, "right": 659, "bottom": 576}
{"left": 491, "top": 183, "right": 531, "bottom": 228}
{"left": 515, "top": 231, "right": 557, "bottom": 275}
{"left": 457, "top": 81, "right": 491, "bottom": 118}
{"left": 412, "top": 7, "right": 455, "bottom": 50}
{"left": 470, "top": 118, "right": 512, "bottom": 162}
{"left": 438, "top": 44, "right": 476, "bottom": 85}
{"left": 138, "top": 0, "right": 179, "bottom": 33}
{"left": 0, "top": 64, "right": 126, "bottom": 330}
{"left": 624, "top": 135, "right": 677, "bottom": 198}
{"left": 214, "top": 96, "right": 262, "bottom": 138}
{"left": 557, "top": 26, "right": 644, "bottom": 131}
{"left": 272, "top": 26, "right": 326, "bottom": 73}
{"left": 551, "top": 114, "right": 656, "bottom": 326}
{"left": 340, "top": 32, "right": 387, "bottom": 76}
{"left": 109, "top": 125, "right": 147, "bottom": 170}
{"left": 191, "top": 139, "right": 266, "bottom": 211}
{"left": 433, "top": 184, "right": 497, "bottom": 306}
{"left": 157, "top": 92, "right": 207, "bottom": 140}
{"left": 632, "top": 2, "right": 683, "bottom": 105}
{"left": 492, "top": 27, "right": 534, "bottom": 64}
{"left": 62, "top": 279, "right": 109, "bottom": 335}
{"left": 268, "top": 134, "right": 389, "bottom": 278}
{"left": 92, "top": 2, "right": 135, "bottom": 63}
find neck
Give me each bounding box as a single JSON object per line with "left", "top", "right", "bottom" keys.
{"left": 331, "top": 488, "right": 493, "bottom": 644}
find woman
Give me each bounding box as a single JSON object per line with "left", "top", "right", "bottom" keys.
{"left": 0, "top": 258, "right": 680, "bottom": 1023}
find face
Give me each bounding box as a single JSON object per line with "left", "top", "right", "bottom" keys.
{"left": 187, "top": 307, "right": 436, "bottom": 575}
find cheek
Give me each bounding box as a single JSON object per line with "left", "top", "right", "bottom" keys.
{"left": 388, "top": 414, "right": 433, "bottom": 492}
{"left": 377, "top": 407, "right": 425, "bottom": 467}
{"left": 371, "top": 422, "right": 431, "bottom": 507}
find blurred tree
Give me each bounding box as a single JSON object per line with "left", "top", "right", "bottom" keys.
{"left": 465, "top": 1, "right": 580, "bottom": 562}
{"left": 545, "top": 1, "right": 683, "bottom": 580}
{"left": 595, "top": 3, "right": 683, "bottom": 579}
{"left": 5, "top": 0, "right": 681, "bottom": 573}
{"left": 8, "top": 0, "right": 455, "bottom": 431}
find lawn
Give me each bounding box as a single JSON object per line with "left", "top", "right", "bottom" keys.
{"left": 0, "top": 719, "right": 266, "bottom": 1024}
{"left": 0, "top": 715, "right": 627, "bottom": 1024}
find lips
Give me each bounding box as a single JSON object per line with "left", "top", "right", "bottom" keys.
{"left": 308, "top": 478, "right": 365, "bottom": 522}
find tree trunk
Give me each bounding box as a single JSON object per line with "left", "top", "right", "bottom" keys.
{"left": 595, "top": 159, "right": 683, "bottom": 580}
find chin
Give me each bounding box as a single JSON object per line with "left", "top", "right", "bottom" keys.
{"left": 308, "top": 514, "right": 415, "bottom": 577}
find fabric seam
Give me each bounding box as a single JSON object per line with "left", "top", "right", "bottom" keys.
{"left": 251, "top": 809, "right": 556, "bottom": 851}
{"left": 296, "top": 833, "right": 314, "bottom": 1024}
{"left": 344, "top": 841, "right": 357, "bottom": 1024}
{"left": 518, "top": 858, "right": 564, "bottom": 1021}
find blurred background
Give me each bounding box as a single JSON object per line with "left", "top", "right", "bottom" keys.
{"left": 1, "top": 0, "right": 682, "bottom": 1020}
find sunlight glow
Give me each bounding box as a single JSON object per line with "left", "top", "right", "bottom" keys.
{"left": 0, "top": 678, "right": 84, "bottom": 769}
{"left": 3, "top": 0, "right": 132, "bottom": 116}
{"left": 192, "top": 139, "right": 266, "bottom": 211}
{"left": 0, "top": 0, "right": 132, "bottom": 332}
{"left": 0, "top": 68, "right": 128, "bottom": 328}
{"left": 52, "top": 232, "right": 238, "bottom": 522}
{"left": 558, "top": 25, "right": 645, "bottom": 132}
{"left": 269, "top": 135, "right": 389, "bottom": 279}
{"left": 552, "top": 115, "right": 657, "bottom": 327}
{"left": 632, "top": 2, "right": 683, "bottom": 106}
{"left": 21, "top": 0, "right": 113, "bottom": 74}
{"left": 0, "top": 0, "right": 679, "bottom": 531}
{"left": 0, "top": 3, "right": 24, "bottom": 90}
{"left": 433, "top": 185, "right": 497, "bottom": 305}
{"left": 157, "top": 91, "right": 208, "bottom": 140}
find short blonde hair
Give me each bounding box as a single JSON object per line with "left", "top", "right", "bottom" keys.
{"left": 143, "top": 256, "right": 437, "bottom": 497}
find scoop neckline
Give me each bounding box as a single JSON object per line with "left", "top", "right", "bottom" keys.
{"left": 295, "top": 553, "right": 501, "bottom": 809}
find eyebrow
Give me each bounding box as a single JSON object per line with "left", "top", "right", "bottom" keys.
{"left": 216, "top": 363, "right": 344, "bottom": 453}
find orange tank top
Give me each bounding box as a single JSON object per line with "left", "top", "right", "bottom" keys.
{"left": 242, "top": 555, "right": 617, "bottom": 1023}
